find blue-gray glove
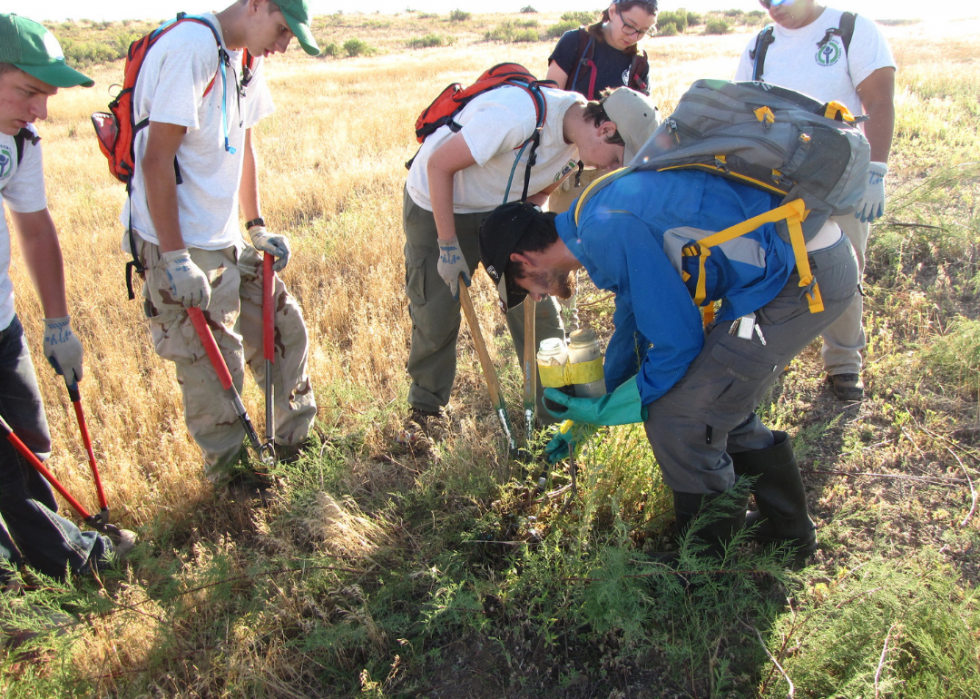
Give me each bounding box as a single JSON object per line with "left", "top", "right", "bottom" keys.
{"left": 855, "top": 161, "right": 887, "bottom": 223}
{"left": 43, "top": 316, "right": 83, "bottom": 387}
{"left": 248, "top": 225, "right": 291, "bottom": 272}
{"left": 437, "top": 236, "right": 469, "bottom": 300}
{"left": 161, "top": 249, "right": 210, "bottom": 308}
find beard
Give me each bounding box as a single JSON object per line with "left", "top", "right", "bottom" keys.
{"left": 524, "top": 269, "right": 576, "bottom": 300}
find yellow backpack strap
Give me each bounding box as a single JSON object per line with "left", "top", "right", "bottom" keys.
{"left": 680, "top": 199, "right": 823, "bottom": 314}
{"left": 823, "top": 100, "right": 857, "bottom": 124}
{"left": 573, "top": 166, "right": 634, "bottom": 225}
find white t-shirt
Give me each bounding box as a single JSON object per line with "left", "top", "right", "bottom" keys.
{"left": 734, "top": 8, "right": 896, "bottom": 118}
{"left": 406, "top": 86, "right": 583, "bottom": 213}
{"left": 0, "top": 126, "right": 48, "bottom": 330}
{"left": 122, "top": 14, "right": 275, "bottom": 250}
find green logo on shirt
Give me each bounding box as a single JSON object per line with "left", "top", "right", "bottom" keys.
{"left": 0, "top": 145, "right": 13, "bottom": 180}
{"left": 815, "top": 41, "right": 843, "bottom": 67}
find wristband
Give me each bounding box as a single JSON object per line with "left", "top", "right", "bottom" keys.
{"left": 245, "top": 217, "right": 265, "bottom": 230}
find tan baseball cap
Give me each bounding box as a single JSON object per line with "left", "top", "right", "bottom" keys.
{"left": 601, "top": 88, "right": 661, "bottom": 165}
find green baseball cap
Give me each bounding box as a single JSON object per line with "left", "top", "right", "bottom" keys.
{"left": 273, "top": 0, "right": 320, "bottom": 56}
{"left": 0, "top": 14, "right": 93, "bottom": 88}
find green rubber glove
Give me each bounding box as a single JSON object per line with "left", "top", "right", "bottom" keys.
{"left": 544, "top": 420, "right": 597, "bottom": 464}
{"left": 543, "top": 377, "right": 648, "bottom": 426}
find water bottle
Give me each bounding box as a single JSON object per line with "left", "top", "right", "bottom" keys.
{"left": 567, "top": 328, "right": 606, "bottom": 398}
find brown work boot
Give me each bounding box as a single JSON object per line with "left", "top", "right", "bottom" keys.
{"left": 826, "top": 373, "right": 864, "bottom": 401}
{"left": 397, "top": 407, "right": 451, "bottom": 447}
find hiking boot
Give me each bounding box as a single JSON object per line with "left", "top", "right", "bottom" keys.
{"left": 826, "top": 372, "right": 864, "bottom": 401}
{"left": 397, "top": 407, "right": 450, "bottom": 447}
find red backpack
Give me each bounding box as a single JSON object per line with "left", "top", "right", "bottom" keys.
{"left": 408, "top": 63, "right": 557, "bottom": 202}
{"left": 90, "top": 13, "right": 254, "bottom": 298}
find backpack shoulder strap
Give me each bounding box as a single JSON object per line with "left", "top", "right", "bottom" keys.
{"left": 750, "top": 25, "right": 776, "bottom": 82}
{"left": 570, "top": 26, "right": 598, "bottom": 99}
{"left": 839, "top": 12, "right": 857, "bottom": 54}
{"left": 628, "top": 50, "right": 649, "bottom": 94}
{"left": 573, "top": 166, "right": 635, "bottom": 225}
{"left": 14, "top": 127, "right": 39, "bottom": 165}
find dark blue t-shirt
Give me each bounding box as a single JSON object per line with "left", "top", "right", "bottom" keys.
{"left": 548, "top": 28, "right": 650, "bottom": 99}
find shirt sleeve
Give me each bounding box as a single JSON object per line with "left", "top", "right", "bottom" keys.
{"left": 2, "top": 136, "right": 47, "bottom": 214}
{"left": 734, "top": 36, "right": 756, "bottom": 81}
{"left": 146, "top": 45, "right": 220, "bottom": 130}
{"left": 244, "top": 58, "right": 275, "bottom": 129}
{"left": 548, "top": 30, "right": 581, "bottom": 76}
{"left": 846, "top": 16, "right": 897, "bottom": 88}
{"left": 580, "top": 211, "right": 706, "bottom": 405}
{"left": 459, "top": 98, "right": 535, "bottom": 167}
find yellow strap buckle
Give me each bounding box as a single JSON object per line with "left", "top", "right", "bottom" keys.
{"left": 754, "top": 106, "right": 775, "bottom": 126}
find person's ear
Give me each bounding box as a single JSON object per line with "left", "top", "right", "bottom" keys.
{"left": 598, "top": 120, "right": 618, "bottom": 140}
{"left": 510, "top": 252, "right": 535, "bottom": 269}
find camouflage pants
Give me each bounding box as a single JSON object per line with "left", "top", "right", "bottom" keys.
{"left": 138, "top": 239, "right": 317, "bottom": 482}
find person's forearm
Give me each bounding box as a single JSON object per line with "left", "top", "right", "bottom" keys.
{"left": 12, "top": 209, "right": 68, "bottom": 318}
{"left": 427, "top": 164, "right": 458, "bottom": 243}
{"left": 143, "top": 153, "right": 186, "bottom": 253}
{"left": 864, "top": 101, "right": 894, "bottom": 163}
{"left": 239, "top": 128, "right": 261, "bottom": 222}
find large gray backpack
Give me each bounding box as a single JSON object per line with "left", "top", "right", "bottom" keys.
{"left": 575, "top": 79, "right": 870, "bottom": 316}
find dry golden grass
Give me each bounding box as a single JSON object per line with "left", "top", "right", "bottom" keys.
{"left": 8, "top": 11, "right": 979, "bottom": 554}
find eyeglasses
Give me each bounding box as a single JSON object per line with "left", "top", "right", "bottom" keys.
{"left": 616, "top": 8, "right": 653, "bottom": 38}
{"left": 759, "top": 0, "right": 795, "bottom": 8}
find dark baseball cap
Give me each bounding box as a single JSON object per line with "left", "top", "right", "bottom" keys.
{"left": 479, "top": 202, "right": 553, "bottom": 311}
{"left": 0, "top": 14, "right": 93, "bottom": 88}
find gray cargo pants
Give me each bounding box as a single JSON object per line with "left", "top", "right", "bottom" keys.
{"left": 644, "top": 235, "right": 858, "bottom": 494}
{"left": 138, "top": 239, "right": 317, "bottom": 482}
{"left": 403, "top": 189, "right": 564, "bottom": 420}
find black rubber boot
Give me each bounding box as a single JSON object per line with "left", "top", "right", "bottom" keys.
{"left": 730, "top": 431, "right": 817, "bottom": 561}
{"left": 672, "top": 487, "right": 750, "bottom": 559}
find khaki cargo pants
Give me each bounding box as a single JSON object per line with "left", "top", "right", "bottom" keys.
{"left": 403, "top": 188, "right": 565, "bottom": 422}
{"left": 138, "top": 239, "right": 317, "bottom": 482}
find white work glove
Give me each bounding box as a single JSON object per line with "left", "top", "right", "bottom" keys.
{"left": 437, "top": 236, "right": 470, "bottom": 300}
{"left": 43, "top": 316, "right": 83, "bottom": 386}
{"left": 855, "top": 161, "right": 887, "bottom": 223}
{"left": 160, "top": 249, "right": 211, "bottom": 309}
{"left": 248, "top": 225, "right": 291, "bottom": 272}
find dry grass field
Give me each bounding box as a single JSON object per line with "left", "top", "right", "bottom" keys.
{"left": 4, "top": 11, "right": 980, "bottom": 698}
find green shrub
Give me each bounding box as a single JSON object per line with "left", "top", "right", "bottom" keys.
{"left": 704, "top": 18, "right": 731, "bottom": 35}
{"left": 485, "top": 19, "right": 541, "bottom": 43}
{"left": 343, "top": 37, "right": 370, "bottom": 57}
{"left": 318, "top": 42, "right": 340, "bottom": 58}
{"left": 547, "top": 20, "right": 579, "bottom": 38}
{"left": 723, "top": 9, "right": 744, "bottom": 17}
{"left": 658, "top": 10, "right": 687, "bottom": 32}
{"left": 687, "top": 11, "right": 703, "bottom": 26}
{"left": 449, "top": 9, "right": 471, "bottom": 21}
{"left": 418, "top": 12, "right": 437, "bottom": 19}
{"left": 745, "top": 9, "right": 768, "bottom": 26}
{"left": 520, "top": 5, "right": 537, "bottom": 12}
{"left": 561, "top": 11, "right": 597, "bottom": 25}
{"left": 407, "top": 33, "right": 454, "bottom": 49}
{"left": 658, "top": 21, "right": 677, "bottom": 37}
{"left": 922, "top": 318, "right": 980, "bottom": 396}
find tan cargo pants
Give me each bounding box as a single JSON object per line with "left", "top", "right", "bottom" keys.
{"left": 137, "top": 239, "right": 317, "bottom": 482}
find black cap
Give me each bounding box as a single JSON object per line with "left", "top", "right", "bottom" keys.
{"left": 479, "top": 202, "right": 551, "bottom": 311}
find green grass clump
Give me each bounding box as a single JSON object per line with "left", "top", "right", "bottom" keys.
{"left": 561, "top": 11, "right": 597, "bottom": 25}
{"left": 763, "top": 553, "right": 980, "bottom": 698}
{"left": 547, "top": 19, "right": 579, "bottom": 38}
{"left": 922, "top": 318, "right": 980, "bottom": 395}
{"left": 449, "top": 9, "right": 471, "bottom": 22}
{"left": 704, "top": 18, "right": 731, "bottom": 35}
{"left": 659, "top": 10, "right": 688, "bottom": 32}
{"left": 658, "top": 22, "right": 678, "bottom": 37}
{"left": 484, "top": 21, "right": 541, "bottom": 43}
{"left": 343, "top": 38, "right": 372, "bottom": 57}
{"left": 407, "top": 33, "right": 454, "bottom": 49}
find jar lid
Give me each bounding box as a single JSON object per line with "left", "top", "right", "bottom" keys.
{"left": 568, "top": 328, "right": 597, "bottom": 346}
{"left": 538, "top": 337, "right": 565, "bottom": 353}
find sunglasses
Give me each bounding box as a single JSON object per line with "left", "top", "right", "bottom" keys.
{"left": 759, "top": 0, "right": 795, "bottom": 8}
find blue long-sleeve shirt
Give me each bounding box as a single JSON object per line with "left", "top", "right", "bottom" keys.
{"left": 554, "top": 169, "right": 797, "bottom": 405}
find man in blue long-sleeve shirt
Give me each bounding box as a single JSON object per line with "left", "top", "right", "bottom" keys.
{"left": 480, "top": 168, "right": 858, "bottom": 559}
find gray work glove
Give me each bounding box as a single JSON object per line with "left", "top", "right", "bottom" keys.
{"left": 248, "top": 225, "right": 291, "bottom": 272}
{"left": 43, "top": 316, "right": 83, "bottom": 386}
{"left": 855, "top": 161, "right": 887, "bottom": 223}
{"left": 160, "top": 249, "right": 211, "bottom": 309}
{"left": 437, "top": 236, "right": 470, "bottom": 300}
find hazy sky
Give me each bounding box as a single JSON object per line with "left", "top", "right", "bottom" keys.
{"left": 13, "top": 0, "right": 975, "bottom": 22}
